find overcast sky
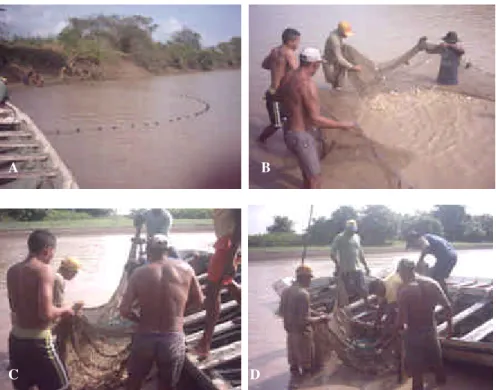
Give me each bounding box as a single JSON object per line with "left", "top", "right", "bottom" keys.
{"left": 0, "top": 5, "right": 240, "bottom": 46}
{"left": 249, "top": 204, "right": 493, "bottom": 234}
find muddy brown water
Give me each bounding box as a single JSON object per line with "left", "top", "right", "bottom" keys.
{"left": 249, "top": 5, "right": 495, "bottom": 189}
{"left": 11, "top": 70, "right": 241, "bottom": 189}
{"left": 0, "top": 231, "right": 215, "bottom": 387}
{"left": 248, "top": 249, "right": 493, "bottom": 390}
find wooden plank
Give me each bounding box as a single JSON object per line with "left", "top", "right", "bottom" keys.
{"left": 184, "top": 300, "right": 239, "bottom": 327}
{"left": 0, "top": 170, "right": 58, "bottom": 179}
{"left": 0, "top": 142, "right": 40, "bottom": 148}
{"left": 0, "top": 131, "right": 33, "bottom": 137}
{"left": 437, "top": 301, "right": 488, "bottom": 334}
{"left": 0, "top": 154, "right": 48, "bottom": 162}
{"left": 195, "top": 341, "right": 242, "bottom": 370}
{"left": 186, "top": 320, "right": 239, "bottom": 344}
{"left": 459, "top": 318, "right": 493, "bottom": 342}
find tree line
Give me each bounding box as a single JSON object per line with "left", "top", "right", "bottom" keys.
{"left": 0, "top": 209, "right": 213, "bottom": 222}
{"left": 1, "top": 14, "right": 241, "bottom": 76}
{"left": 249, "top": 205, "right": 493, "bottom": 247}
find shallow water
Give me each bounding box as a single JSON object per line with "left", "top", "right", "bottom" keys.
{"left": 12, "top": 70, "right": 241, "bottom": 188}
{"left": 249, "top": 5, "right": 495, "bottom": 189}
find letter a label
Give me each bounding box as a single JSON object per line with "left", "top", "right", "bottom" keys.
{"left": 9, "top": 163, "right": 18, "bottom": 174}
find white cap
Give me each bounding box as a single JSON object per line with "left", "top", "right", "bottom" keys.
{"left": 300, "top": 47, "right": 326, "bottom": 63}
{"left": 149, "top": 234, "right": 169, "bottom": 249}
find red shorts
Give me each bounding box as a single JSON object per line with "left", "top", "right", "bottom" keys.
{"left": 207, "top": 236, "right": 236, "bottom": 285}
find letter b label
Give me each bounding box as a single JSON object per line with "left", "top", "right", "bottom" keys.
{"left": 261, "top": 162, "right": 270, "bottom": 173}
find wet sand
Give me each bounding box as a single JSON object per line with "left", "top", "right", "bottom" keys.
{"left": 249, "top": 5, "right": 495, "bottom": 189}
{"left": 248, "top": 250, "right": 493, "bottom": 390}
{"left": 13, "top": 70, "right": 241, "bottom": 189}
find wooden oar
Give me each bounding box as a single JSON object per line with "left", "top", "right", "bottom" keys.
{"left": 301, "top": 205, "right": 314, "bottom": 266}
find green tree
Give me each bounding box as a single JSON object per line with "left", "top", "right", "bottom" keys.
{"left": 170, "top": 28, "right": 202, "bottom": 50}
{"left": 267, "top": 216, "right": 294, "bottom": 233}
{"left": 359, "top": 205, "right": 398, "bottom": 245}
{"left": 432, "top": 205, "right": 467, "bottom": 241}
{"left": 400, "top": 213, "right": 444, "bottom": 238}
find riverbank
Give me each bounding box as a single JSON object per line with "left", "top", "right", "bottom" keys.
{"left": 0, "top": 217, "right": 213, "bottom": 236}
{"left": 249, "top": 242, "right": 493, "bottom": 261}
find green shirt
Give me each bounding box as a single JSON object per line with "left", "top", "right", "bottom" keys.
{"left": 145, "top": 209, "right": 172, "bottom": 237}
{"left": 330, "top": 232, "right": 363, "bottom": 273}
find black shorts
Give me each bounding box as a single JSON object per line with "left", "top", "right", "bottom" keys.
{"left": 265, "top": 90, "right": 286, "bottom": 128}
{"left": 8, "top": 333, "right": 70, "bottom": 390}
{"left": 431, "top": 254, "right": 457, "bottom": 281}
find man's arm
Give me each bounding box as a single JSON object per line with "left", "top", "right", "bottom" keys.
{"left": 394, "top": 288, "right": 408, "bottom": 333}
{"left": 285, "top": 49, "right": 298, "bottom": 71}
{"left": 359, "top": 248, "right": 370, "bottom": 275}
{"left": 39, "top": 267, "right": 73, "bottom": 322}
{"left": 330, "top": 34, "right": 355, "bottom": 70}
{"left": 187, "top": 272, "right": 205, "bottom": 310}
{"left": 262, "top": 52, "right": 272, "bottom": 70}
{"left": 119, "top": 274, "right": 140, "bottom": 323}
{"left": 302, "top": 81, "right": 356, "bottom": 130}
{"left": 424, "top": 43, "right": 443, "bottom": 54}
{"left": 433, "top": 281, "right": 453, "bottom": 337}
{"left": 445, "top": 43, "right": 465, "bottom": 55}
{"left": 6, "top": 267, "right": 16, "bottom": 313}
{"left": 330, "top": 235, "right": 340, "bottom": 274}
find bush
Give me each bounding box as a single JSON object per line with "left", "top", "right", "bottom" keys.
{"left": 44, "top": 210, "right": 92, "bottom": 221}
{"left": 248, "top": 233, "right": 303, "bottom": 247}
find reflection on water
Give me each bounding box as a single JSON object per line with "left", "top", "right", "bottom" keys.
{"left": 12, "top": 70, "right": 241, "bottom": 188}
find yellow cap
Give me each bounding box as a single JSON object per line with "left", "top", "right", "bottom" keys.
{"left": 296, "top": 264, "right": 313, "bottom": 277}
{"left": 0, "top": 77, "right": 7, "bottom": 83}
{"left": 61, "top": 257, "right": 81, "bottom": 272}
{"left": 338, "top": 21, "right": 354, "bottom": 37}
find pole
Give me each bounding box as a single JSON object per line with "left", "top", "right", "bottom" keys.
{"left": 301, "top": 205, "right": 314, "bottom": 265}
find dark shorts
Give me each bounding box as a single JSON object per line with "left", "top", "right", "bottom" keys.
{"left": 8, "top": 333, "right": 70, "bottom": 390}
{"left": 431, "top": 254, "right": 457, "bottom": 281}
{"left": 284, "top": 130, "right": 321, "bottom": 178}
{"left": 341, "top": 270, "right": 367, "bottom": 297}
{"left": 265, "top": 90, "right": 286, "bottom": 128}
{"left": 128, "top": 332, "right": 185, "bottom": 388}
{"left": 404, "top": 327, "right": 442, "bottom": 375}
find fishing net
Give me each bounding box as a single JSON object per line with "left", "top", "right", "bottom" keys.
{"left": 62, "top": 237, "right": 212, "bottom": 390}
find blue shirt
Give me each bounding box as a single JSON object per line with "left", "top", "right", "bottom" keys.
{"left": 424, "top": 234, "right": 456, "bottom": 261}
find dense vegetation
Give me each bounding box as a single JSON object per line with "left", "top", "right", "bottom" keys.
{"left": 249, "top": 205, "right": 493, "bottom": 247}
{"left": 0, "top": 209, "right": 212, "bottom": 222}
{"left": 0, "top": 14, "right": 241, "bottom": 81}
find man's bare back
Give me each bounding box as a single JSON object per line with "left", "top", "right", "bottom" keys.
{"left": 121, "top": 259, "right": 203, "bottom": 333}
{"left": 398, "top": 275, "right": 449, "bottom": 330}
{"left": 263, "top": 45, "right": 298, "bottom": 91}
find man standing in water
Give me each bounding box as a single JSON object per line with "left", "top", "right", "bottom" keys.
{"left": 330, "top": 219, "right": 371, "bottom": 306}
{"left": 405, "top": 231, "right": 457, "bottom": 294}
{"left": 276, "top": 47, "right": 357, "bottom": 189}
{"left": 395, "top": 259, "right": 453, "bottom": 390}
{"left": 194, "top": 209, "right": 241, "bottom": 358}
{"left": 257, "top": 28, "right": 301, "bottom": 144}
{"left": 424, "top": 31, "right": 465, "bottom": 85}
{"left": 279, "top": 265, "right": 327, "bottom": 380}
{"left": 120, "top": 234, "right": 204, "bottom": 390}
{"left": 7, "top": 229, "right": 74, "bottom": 390}
{"left": 323, "top": 21, "right": 362, "bottom": 90}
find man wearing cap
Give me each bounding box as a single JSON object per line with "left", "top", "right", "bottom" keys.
{"left": 194, "top": 209, "right": 241, "bottom": 358}
{"left": 279, "top": 265, "right": 328, "bottom": 379}
{"left": 276, "top": 47, "right": 357, "bottom": 189}
{"left": 120, "top": 233, "right": 204, "bottom": 390}
{"left": 258, "top": 28, "right": 301, "bottom": 144}
{"left": 323, "top": 21, "right": 362, "bottom": 90}
{"left": 0, "top": 76, "right": 9, "bottom": 107}
{"left": 7, "top": 230, "right": 74, "bottom": 390}
{"left": 395, "top": 259, "right": 453, "bottom": 390}
{"left": 405, "top": 231, "right": 457, "bottom": 294}
{"left": 423, "top": 31, "right": 465, "bottom": 85}
{"left": 330, "top": 220, "right": 371, "bottom": 306}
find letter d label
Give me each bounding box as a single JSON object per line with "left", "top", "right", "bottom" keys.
{"left": 250, "top": 369, "right": 260, "bottom": 380}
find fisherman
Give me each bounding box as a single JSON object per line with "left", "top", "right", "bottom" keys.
{"left": 257, "top": 28, "right": 301, "bottom": 144}
{"left": 7, "top": 230, "right": 74, "bottom": 390}
{"left": 405, "top": 231, "right": 457, "bottom": 294}
{"left": 368, "top": 260, "right": 406, "bottom": 331}
{"left": 134, "top": 209, "right": 179, "bottom": 259}
{"left": 330, "top": 219, "right": 371, "bottom": 306}
{"left": 194, "top": 209, "right": 241, "bottom": 358}
{"left": 0, "top": 76, "right": 9, "bottom": 107}
{"left": 395, "top": 259, "right": 453, "bottom": 390}
{"left": 279, "top": 265, "right": 328, "bottom": 379}
{"left": 323, "top": 21, "right": 362, "bottom": 90}
{"left": 53, "top": 256, "right": 84, "bottom": 363}
{"left": 119, "top": 234, "right": 204, "bottom": 390}
{"left": 276, "top": 47, "right": 357, "bottom": 189}
{"left": 423, "top": 31, "right": 465, "bottom": 85}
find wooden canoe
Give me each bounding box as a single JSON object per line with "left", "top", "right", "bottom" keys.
{"left": 0, "top": 103, "right": 78, "bottom": 188}
{"left": 273, "top": 274, "right": 492, "bottom": 370}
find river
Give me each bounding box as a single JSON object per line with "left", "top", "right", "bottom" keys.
{"left": 11, "top": 70, "right": 241, "bottom": 189}
{"left": 0, "top": 230, "right": 215, "bottom": 386}
{"left": 249, "top": 5, "right": 495, "bottom": 189}
{"left": 248, "top": 249, "right": 493, "bottom": 389}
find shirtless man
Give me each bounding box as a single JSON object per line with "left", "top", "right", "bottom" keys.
{"left": 257, "top": 28, "right": 301, "bottom": 144}
{"left": 120, "top": 234, "right": 204, "bottom": 390}
{"left": 395, "top": 259, "right": 453, "bottom": 390}
{"left": 276, "top": 47, "right": 357, "bottom": 188}
{"left": 7, "top": 229, "right": 74, "bottom": 390}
